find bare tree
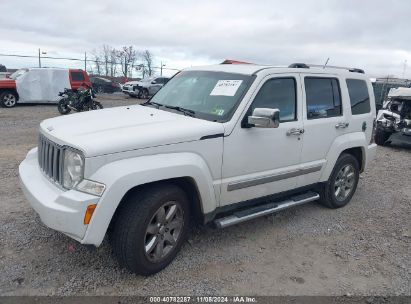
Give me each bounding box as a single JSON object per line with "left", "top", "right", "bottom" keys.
{"left": 109, "top": 48, "right": 118, "bottom": 77}
{"left": 102, "top": 45, "right": 112, "bottom": 76}
{"left": 117, "top": 46, "right": 137, "bottom": 78}
{"left": 91, "top": 49, "right": 103, "bottom": 75}
{"left": 141, "top": 50, "right": 154, "bottom": 77}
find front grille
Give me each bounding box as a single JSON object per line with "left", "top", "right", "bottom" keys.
{"left": 38, "top": 133, "right": 64, "bottom": 185}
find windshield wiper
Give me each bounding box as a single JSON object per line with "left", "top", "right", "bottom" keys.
{"left": 164, "top": 105, "right": 196, "bottom": 117}
{"left": 142, "top": 100, "right": 163, "bottom": 108}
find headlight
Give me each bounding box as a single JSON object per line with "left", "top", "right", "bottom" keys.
{"left": 63, "top": 149, "right": 84, "bottom": 189}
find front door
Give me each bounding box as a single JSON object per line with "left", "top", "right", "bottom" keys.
{"left": 220, "top": 75, "right": 304, "bottom": 206}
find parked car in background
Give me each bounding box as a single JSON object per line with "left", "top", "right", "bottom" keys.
{"left": 122, "top": 80, "right": 141, "bottom": 96}
{"left": 90, "top": 76, "right": 121, "bottom": 94}
{"left": 0, "top": 64, "right": 10, "bottom": 79}
{"left": 132, "top": 76, "right": 170, "bottom": 99}
{"left": 0, "top": 68, "right": 91, "bottom": 108}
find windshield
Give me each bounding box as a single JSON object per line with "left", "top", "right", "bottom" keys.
{"left": 10, "top": 69, "right": 28, "bottom": 80}
{"left": 149, "top": 70, "right": 253, "bottom": 122}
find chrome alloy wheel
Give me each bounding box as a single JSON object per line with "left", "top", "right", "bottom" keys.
{"left": 334, "top": 164, "right": 355, "bottom": 201}
{"left": 3, "top": 93, "right": 16, "bottom": 107}
{"left": 144, "top": 201, "right": 184, "bottom": 262}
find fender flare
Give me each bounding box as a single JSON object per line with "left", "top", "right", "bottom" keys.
{"left": 82, "top": 152, "right": 217, "bottom": 246}
{"left": 320, "top": 132, "right": 367, "bottom": 181}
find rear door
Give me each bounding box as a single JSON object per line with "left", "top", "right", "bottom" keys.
{"left": 297, "top": 74, "right": 349, "bottom": 187}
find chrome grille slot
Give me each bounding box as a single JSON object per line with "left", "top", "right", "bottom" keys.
{"left": 38, "top": 134, "right": 64, "bottom": 185}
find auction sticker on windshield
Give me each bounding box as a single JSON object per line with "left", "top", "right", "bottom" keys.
{"left": 210, "top": 80, "right": 243, "bottom": 96}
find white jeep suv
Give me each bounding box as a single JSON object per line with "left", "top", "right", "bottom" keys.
{"left": 19, "top": 62, "right": 377, "bottom": 275}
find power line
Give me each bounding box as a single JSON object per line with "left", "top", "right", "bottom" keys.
{"left": 0, "top": 53, "right": 181, "bottom": 71}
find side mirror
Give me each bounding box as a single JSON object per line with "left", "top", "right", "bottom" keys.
{"left": 248, "top": 108, "right": 280, "bottom": 128}
{"left": 151, "top": 80, "right": 157, "bottom": 84}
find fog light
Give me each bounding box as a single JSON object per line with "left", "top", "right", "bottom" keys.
{"left": 76, "top": 179, "right": 105, "bottom": 196}
{"left": 84, "top": 204, "right": 97, "bottom": 225}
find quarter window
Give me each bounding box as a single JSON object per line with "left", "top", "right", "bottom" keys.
{"left": 249, "top": 78, "right": 297, "bottom": 122}
{"left": 346, "top": 79, "right": 371, "bottom": 115}
{"left": 305, "top": 77, "right": 342, "bottom": 119}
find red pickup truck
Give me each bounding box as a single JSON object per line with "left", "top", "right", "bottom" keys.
{"left": 0, "top": 68, "right": 91, "bottom": 108}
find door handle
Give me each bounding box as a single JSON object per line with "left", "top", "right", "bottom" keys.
{"left": 286, "top": 128, "right": 304, "bottom": 136}
{"left": 335, "top": 122, "right": 349, "bottom": 129}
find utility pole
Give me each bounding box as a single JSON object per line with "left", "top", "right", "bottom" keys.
{"left": 160, "top": 61, "right": 166, "bottom": 76}
{"left": 84, "top": 52, "right": 87, "bottom": 71}
{"left": 38, "top": 48, "right": 41, "bottom": 68}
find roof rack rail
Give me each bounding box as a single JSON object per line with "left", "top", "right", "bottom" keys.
{"left": 288, "top": 63, "right": 365, "bottom": 74}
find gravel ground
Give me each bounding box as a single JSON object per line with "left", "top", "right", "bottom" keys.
{"left": 0, "top": 93, "right": 410, "bottom": 296}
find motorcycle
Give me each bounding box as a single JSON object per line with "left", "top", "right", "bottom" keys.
{"left": 57, "top": 83, "right": 103, "bottom": 115}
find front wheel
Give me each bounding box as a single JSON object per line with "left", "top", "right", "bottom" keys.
{"left": 57, "top": 99, "right": 71, "bottom": 115}
{"left": 319, "top": 153, "right": 359, "bottom": 209}
{"left": 112, "top": 184, "right": 190, "bottom": 275}
{"left": 138, "top": 89, "right": 149, "bottom": 99}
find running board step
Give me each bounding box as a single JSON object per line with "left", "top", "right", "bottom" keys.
{"left": 214, "top": 191, "right": 320, "bottom": 229}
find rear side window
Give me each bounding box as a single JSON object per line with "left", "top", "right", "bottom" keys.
{"left": 250, "top": 77, "right": 297, "bottom": 122}
{"left": 346, "top": 79, "right": 371, "bottom": 115}
{"left": 305, "top": 77, "right": 342, "bottom": 119}
{"left": 71, "top": 71, "right": 85, "bottom": 82}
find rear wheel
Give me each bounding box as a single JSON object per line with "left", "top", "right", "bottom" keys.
{"left": 374, "top": 126, "right": 391, "bottom": 146}
{"left": 92, "top": 101, "right": 103, "bottom": 110}
{"left": 96, "top": 86, "right": 104, "bottom": 94}
{"left": 319, "top": 153, "right": 359, "bottom": 209}
{"left": 112, "top": 184, "right": 190, "bottom": 275}
{"left": 0, "top": 91, "right": 18, "bottom": 108}
{"left": 57, "top": 99, "right": 71, "bottom": 115}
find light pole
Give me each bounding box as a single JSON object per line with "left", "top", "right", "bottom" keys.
{"left": 160, "top": 61, "right": 166, "bottom": 76}
{"left": 38, "top": 49, "right": 47, "bottom": 68}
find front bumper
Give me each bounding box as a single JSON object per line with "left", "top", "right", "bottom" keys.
{"left": 19, "top": 148, "right": 100, "bottom": 242}
{"left": 389, "top": 131, "right": 411, "bottom": 147}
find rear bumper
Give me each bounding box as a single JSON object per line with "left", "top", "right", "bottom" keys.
{"left": 19, "top": 148, "right": 100, "bottom": 242}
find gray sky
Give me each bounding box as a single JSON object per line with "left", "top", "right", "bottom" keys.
{"left": 0, "top": 0, "right": 410, "bottom": 78}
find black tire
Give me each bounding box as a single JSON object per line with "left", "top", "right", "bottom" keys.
{"left": 139, "top": 89, "right": 149, "bottom": 99}
{"left": 319, "top": 153, "right": 360, "bottom": 209}
{"left": 112, "top": 184, "right": 190, "bottom": 275}
{"left": 57, "top": 99, "right": 71, "bottom": 115}
{"left": 96, "top": 86, "right": 104, "bottom": 94}
{"left": 374, "top": 126, "right": 391, "bottom": 146}
{"left": 92, "top": 101, "right": 103, "bottom": 110}
{"left": 0, "top": 90, "right": 18, "bottom": 108}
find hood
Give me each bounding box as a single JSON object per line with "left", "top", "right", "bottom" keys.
{"left": 40, "top": 105, "right": 224, "bottom": 157}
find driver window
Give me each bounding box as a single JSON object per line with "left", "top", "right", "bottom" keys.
{"left": 249, "top": 77, "right": 297, "bottom": 122}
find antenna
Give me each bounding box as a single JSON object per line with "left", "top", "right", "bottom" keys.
{"left": 323, "top": 58, "right": 330, "bottom": 69}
